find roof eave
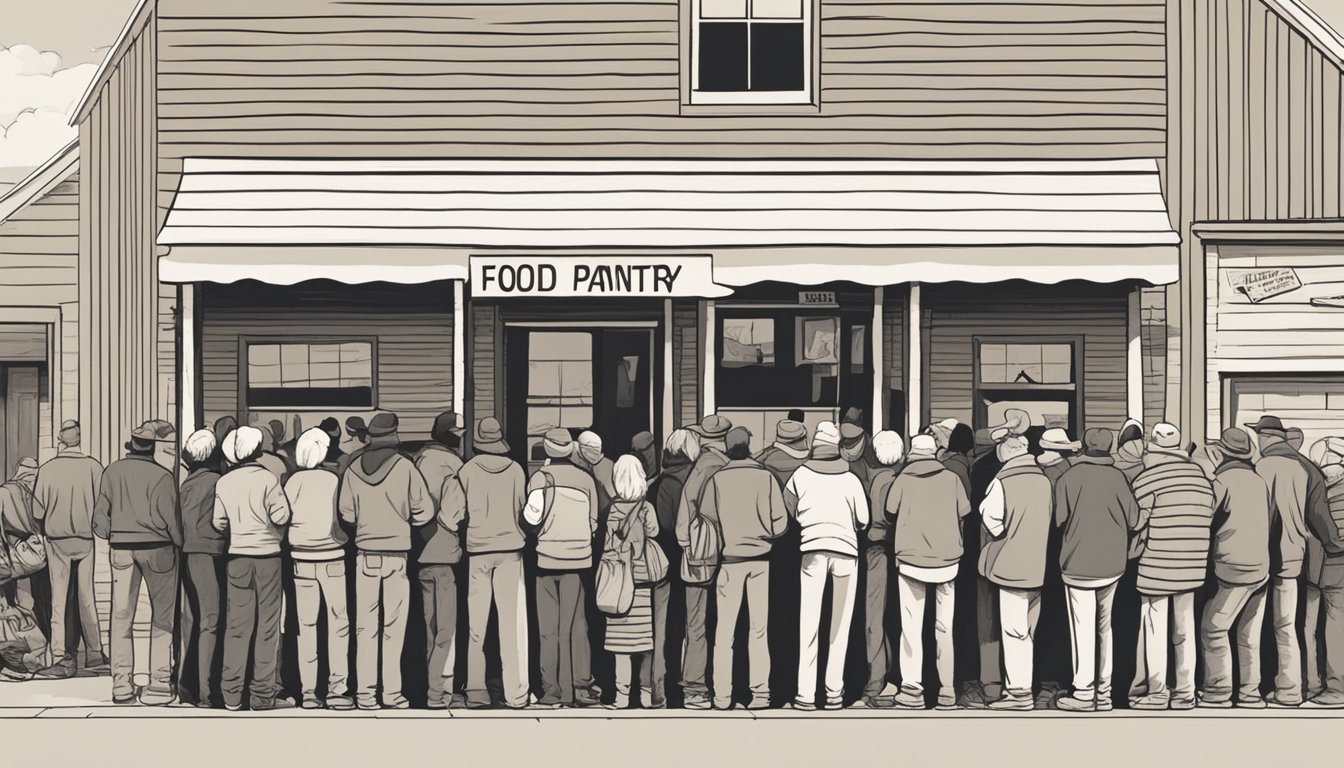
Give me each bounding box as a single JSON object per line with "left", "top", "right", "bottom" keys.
{"left": 0, "top": 140, "right": 80, "bottom": 226}
{"left": 69, "top": 0, "right": 153, "bottom": 127}
{"left": 1263, "top": 0, "right": 1344, "bottom": 71}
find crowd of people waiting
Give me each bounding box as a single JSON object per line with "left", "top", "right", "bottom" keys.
{"left": 0, "top": 403, "right": 1341, "bottom": 712}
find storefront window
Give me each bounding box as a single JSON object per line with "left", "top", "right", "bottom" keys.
{"left": 717, "top": 308, "right": 868, "bottom": 409}
{"left": 245, "top": 340, "right": 374, "bottom": 409}
{"left": 974, "top": 338, "right": 1079, "bottom": 434}
{"left": 722, "top": 318, "right": 775, "bottom": 367}
{"left": 526, "top": 332, "right": 594, "bottom": 455}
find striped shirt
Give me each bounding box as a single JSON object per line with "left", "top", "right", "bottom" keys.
{"left": 1132, "top": 451, "right": 1216, "bottom": 595}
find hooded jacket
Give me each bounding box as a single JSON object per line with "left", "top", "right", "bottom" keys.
{"left": 337, "top": 447, "right": 433, "bottom": 552}
{"left": 1054, "top": 454, "right": 1141, "bottom": 584}
{"left": 785, "top": 457, "right": 869, "bottom": 558}
{"left": 978, "top": 454, "right": 1053, "bottom": 589}
{"left": 525, "top": 459, "right": 599, "bottom": 570}
{"left": 32, "top": 449, "right": 103, "bottom": 540}
{"left": 1131, "top": 451, "right": 1215, "bottom": 595}
{"left": 1256, "top": 440, "right": 1310, "bottom": 578}
{"left": 942, "top": 452, "right": 973, "bottom": 498}
{"left": 414, "top": 443, "right": 466, "bottom": 566}
{"left": 92, "top": 454, "right": 181, "bottom": 548}
{"left": 886, "top": 456, "right": 971, "bottom": 573}
{"left": 754, "top": 442, "right": 809, "bottom": 490}
{"left": 1210, "top": 459, "right": 1272, "bottom": 585}
{"left": 459, "top": 453, "right": 527, "bottom": 555}
{"left": 699, "top": 458, "right": 787, "bottom": 562}
{"left": 1114, "top": 418, "right": 1145, "bottom": 484}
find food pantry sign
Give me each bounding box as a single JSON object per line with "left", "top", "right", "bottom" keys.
{"left": 470, "top": 255, "right": 731, "bottom": 298}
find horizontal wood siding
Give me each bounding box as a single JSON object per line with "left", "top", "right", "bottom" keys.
{"left": 674, "top": 299, "right": 700, "bottom": 429}
{"left": 924, "top": 282, "right": 1130, "bottom": 432}
{"left": 201, "top": 281, "right": 454, "bottom": 438}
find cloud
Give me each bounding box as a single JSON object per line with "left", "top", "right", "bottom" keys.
{"left": 0, "top": 44, "right": 97, "bottom": 168}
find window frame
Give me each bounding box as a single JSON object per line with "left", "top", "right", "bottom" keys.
{"left": 971, "top": 335, "right": 1085, "bottom": 435}
{"left": 239, "top": 335, "right": 379, "bottom": 413}
{"left": 688, "top": 0, "right": 816, "bottom": 106}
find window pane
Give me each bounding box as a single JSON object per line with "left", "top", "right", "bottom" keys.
{"left": 702, "top": 0, "right": 747, "bottom": 18}
{"left": 559, "top": 361, "right": 593, "bottom": 398}
{"left": 528, "top": 361, "right": 562, "bottom": 397}
{"left": 340, "top": 342, "right": 371, "bottom": 365}
{"left": 980, "top": 364, "right": 1007, "bottom": 384}
{"left": 796, "top": 316, "right": 839, "bottom": 364}
{"left": 248, "top": 344, "right": 281, "bottom": 387}
{"left": 753, "top": 0, "right": 802, "bottom": 19}
{"left": 723, "top": 318, "right": 775, "bottom": 367}
{"left": 1042, "top": 363, "right": 1072, "bottom": 384}
{"left": 561, "top": 406, "right": 594, "bottom": 430}
{"left": 980, "top": 343, "right": 1005, "bottom": 365}
{"left": 531, "top": 332, "right": 591, "bottom": 363}
{"left": 308, "top": 362, "right": 342, "bottom": 388}
{"left": 1042, "top": 344, "right": 1072, "bottom": 364}
{"left": 310, "top": 344, "right": 341, "bottom": 365}
{"left": 527, "top": 406, "right": 561, "bottom": 436}
{"left": 698, "top": 22, "right": 749, "bottom": 92}
{"left": 749, "top": 23, "right": 804, "bottom": 91}
{"left": 280, "top": 344, "right": 310, "bottom": 387}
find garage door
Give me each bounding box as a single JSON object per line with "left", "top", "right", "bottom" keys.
{"left": 1227, "top": 375, "right": 1344, "bottom": 453}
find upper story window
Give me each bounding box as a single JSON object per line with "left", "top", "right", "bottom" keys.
{"left": 691, "top": 0, "right": 812, "bottom": 105}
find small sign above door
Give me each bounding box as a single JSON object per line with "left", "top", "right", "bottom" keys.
{"left": 798, "top": 290, "right": 838, "bottom": 305}
{"left": 471, "top": 255, "right": 731, "bottom": 299}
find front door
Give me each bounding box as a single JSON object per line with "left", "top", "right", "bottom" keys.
{"left": 0, "top": 366, "right": 40, "bottom": 479}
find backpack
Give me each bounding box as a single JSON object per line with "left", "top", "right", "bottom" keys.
{"left": 595, "top": 505, "right": 641, "bottom": 616}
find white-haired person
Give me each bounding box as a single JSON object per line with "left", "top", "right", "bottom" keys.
{"left": 646, "top": 427, "right": 700, "bottom": 708}
{"left": 854, "top": 430, "right": 904, "bottom": 708}
{"left": 212, "top": 425, "right": 293, "bottom": 711}
{"left": 176, "top": 429, "right": 226, "bottom": 707}
{"left": 601, "top": 454, "right": 665, "bottom": 709}
{"left": 577, "top": 430, "right": 617, "bottom": 513}
{"left": 285, "top": 427, "right": 352, "bottom": 710}
{"left": 787, "top": 421, "right": 870, "bottom": 710}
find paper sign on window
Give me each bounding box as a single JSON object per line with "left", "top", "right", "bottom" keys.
{"left": 1228, "top": 268, "right": 1302, "bottom": 303}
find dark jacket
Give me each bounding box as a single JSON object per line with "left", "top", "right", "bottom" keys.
{"left": 866, "top": 465, "right": 900, "bottom": 543}
{"left": 1210, "top": 460, "right": 1272, "bottom": 586}
{"left": 1292, "top": 451, "right": 1335, "bottom": 585}
{"left": 1256, "top": 441, "right": 1310, "bottom": 578}
{"left": 414, "top": 443, "right": 466, "bottom": 566}
{"left": 32, "top": 449, "right": 103, "bottom": 540}
{"left": 942, "top": 453, "right": 973, "bottom": 499}
{"left": 675, "top": 445, "right": 731, "bottom": 562}
{"left": 1054, "top": 455, "right": 1140, "bottom": 583}
{"left": 459, "top": 453, "right": 527, "bottom": 555}
{"left": 93, "top": 454, "right": 181, "bottom": 548}
{"left": 652, "top": 454, "right": 693, "bottom": 543}
{"left": 699, "top": 458, "right": 787, "bottom": 563}
{"left": 337, "top": 447, "right": 433, "bottom": 552}
{"left": 179, "top": 468, "right": 225, "bottom": 555}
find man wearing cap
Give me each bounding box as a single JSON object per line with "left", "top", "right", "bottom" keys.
{"left": 853, "top": 430, "right": 904, "bottom": 708}
{"left": 978, "top": 432, "right": 1053, "bottom": 710}
{"left": 459, "top": 417, "right": 530, "bottom": 709}
{"left": 675, "top": 413, "right": 734, "bottom": 709}
{"left": 337, "top": 412, "right": 434, "bottom": 710}
{"left": 1199, "top": 428, "right": 1273, "bottom": 708}
{"left": 698, "top": 426, "right": 787, "bottom": 710}
{"left": 886, "top": 434, "right": 970, "bottom": 710}
{"left": 755, "top": 418, "right": 810, "bottom": 489}
{"left": 1128, "top": 423, "right": 1216, "bottom": 710}
{"left": 1248, "top": 415, "right": 1310, "bottom": 707}
{"left": 32, "top": 420, "right": 107, "bottom": 678}
{"left": 93, "top": 421, "right": 182, "bottom": 705}
{"left": 336, "top": 416, "right": 370, "bottom": 475}
{"left": 524, "top": 427, "right": 602, "bottom": 708}
{"left": 1038, "top": 429, "right": 1080, "bottom": 486}
{"left": 1052, "top": 428, "right": 1140, "bottom": 712}
{"left": 413, "top": 411, "right": 468, "bottom": 709}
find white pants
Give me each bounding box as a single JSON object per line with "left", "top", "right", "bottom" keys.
{"left": 896, "top": 573, "right": 955, "bottom": 696}
{"left": 1133, "top": 591, "right": 1196, "bottom": 700}
{"left": 999, "top": 587, "right": 1041, "bottom": 696}
{"left": 796, "top": 552, "right": 858, "bottom": 705}
{"left": 1065, "top": 582, "right": 1118, "bottom": 699}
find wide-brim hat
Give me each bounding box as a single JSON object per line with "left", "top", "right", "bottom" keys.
{"left": 1245, "top": 415, "right": 1287, "bottom": 439}
{"left": 690, "top": 414, "right": 732, "bottom": 441}
{"left": 1039, "top": 428, "right": 1081, "bottom": 453}
{"left": 775, "top": 419, "right": 807, "bottom": 445}
{"left": 474, "top": 417, "right": 510, "bottom": 455}
{"left": 1210, "top": 427, "right": 1255, "bottom": 459}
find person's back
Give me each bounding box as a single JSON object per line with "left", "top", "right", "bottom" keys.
{"left": 34, "top": 450, "right": 103, "bottom": 540}
{"left": 1256, "top": 441, "right": 1310, "bottom": 577}
{"left": 700, "top": 458, "right": 787, "bottom": 562}
{"left": 1133, "top": 451, "right": 1215, "bottom": 595}
{"left": 180, "top": 466, "right": 224, "bottom": 555}
{"left": 528, "top": 459, "right": 599, "bottom": 570}
{"left": 866, "top": 464, "right": 899, "bottom": 545}
{"left": 215, "top": 464, "right": 291, "bottom": 555}
{"left": 756, "top": 444, "right": 808, "bottom": 490}
{"left": 460, "top": 452, "right": 526, "bottom": 555}
{"left": 980, "top": 455, "right": 1053, "bottom": 589}
{"left": 788, "top": 455, "right": 869, "bottom": 557}
{"left": 338, "top": 446, "right": 432, "bottom": 552}
{"left": 415, "top": 441, "right": 466, "bottom": 564}
{"left": 1055, "top": 453, "right": 1139, "bottom": 584}
{"left": 1211, "top": 459, "right": 1272, "bottom": 586}
{"left": 285, "top": 467, "right": 347, "bottom": 559}
{"left": 887, "top": 455, "right": 969, "bottom": 570}
{"left": 94, "top": 454, "right": 179, "bottom": 546}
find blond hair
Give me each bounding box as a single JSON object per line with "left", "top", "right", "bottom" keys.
{"left": 664, "top": 428, "right": 701, "bottom": 463}
{"left": 612, "top": 454, "right": 648, "bottom": 502}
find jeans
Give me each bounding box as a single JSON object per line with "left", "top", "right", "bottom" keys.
{"left": 712, "top": 560, "right": 770, "bottom": 709}
{"left": 896, "top": 572, "right": 956, "bottom": 698}
{"left": 797, "top": 552, "right": 858, "bottom": 705}
{"left": 977, "top": 575, "right": 1001, "bottom": 696}
{"left": 47, "top": 537, "right": 102, "bottom": 661}
{"left": 535, "top": 571, "right": 594, "bottom": 705}
{"left": 999, "top": 586, "right": 1041, "bottom": 696}
{"left": 1270, "top": 576, "right": 1303, "bottom": 703}
{"left": 221, "top": 555, "right": 283, "bottom": 709}
{"left": 1064, "top": 581, "right": 1118, "bottom": 700}
{"left": 1200, "top": 578, "right": 1268, "bottom": 704}
{"left": 418, "top": 564, "right": 458, "bottom": 706}
{"left": 354, "top": 551, "right": 409, "bottom": 708}
{"left": 465, "top": 551, "right": 528, "bottom": 708}
{"left": 1132, "top": 591, "right": 1196, "bottom": 701}
{"left": 180, "top": 552, "right": 223, "bottom": 702}
{"left": 109, "top": 545, "right": 178, "bottom": 700}
{"left": 294, "top": 558, "right": 350, "bottom": 703}
{"left": 682, "top": 583, "right": 711, "bottom": 700}
{"left": 643, "top": 580, "right": 669, "bottom": 705}
{"left": 862, "top": 547, "right": 893, "bottom": 698}
{"left": 1306, "top": 562, "right": 1344, "bottom": 697}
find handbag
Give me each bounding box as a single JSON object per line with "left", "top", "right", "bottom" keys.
{"left": 0, "top": 485, "right": 47, "bottom": 584}
{"left": 594, "top": 505, "right": 640, "bottom": 617}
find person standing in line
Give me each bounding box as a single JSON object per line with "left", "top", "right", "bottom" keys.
{"left": 213, "top": 425, "right": 294, "bottom": 711}
{"left": 1304, "top": 463, "right": 1344, "bottom": 708}
{"left": 337, "top": 412, "right": 433, "bottom": 710}
{"left": 285, "top": 428, "right": 352, "bottom": 710}
{"left": 92, "top": 421, "right": 182, "bottom": 706}
{"left": 674, "top": 413, "right": 734, "bottom": 710}
{"left": 1037, "top": 428, "right": 1080, "bottom": 485}
{"left": 942, "top": 424, "right": 974, "bottom": 496}
{"left": 212, "top": 416, "right": 238, "bottom": 474}
{"left": 754, "top": 418, "right": 809, "bottom": 489}
{"left": 786, "top": 422, "right": 869, "bottom": 710}
{"left": 577, "top": 430, "right": 616, "bottom": 514}
{"left": 32, "top": 420, "right": 108, "bottom": 679}
{"left": 1052, "top": 428, "right": 1140, "bottom": 712}
{"left": 840, "top": 423, "right": 871, "bottom": 490}
{"left": 525, "top": 428, "right": 602, "bottom": 708}
{"left": 318, "top": 417, "right": 345, "bottom": 467}
{"left": 1247, "top": 415, "right": 1309, "bottom": 708}
{"left": 648, "top": 428, "right": 699, "bottom": 709}
{"left": 887, "top": 435, "right": 970, "bottom": 710}
{"left": 978, "top": 433, "right": 1053, "bottom": 711}
{"left": 1114, "top": 419, "right": 1146, "bottom": 484}
{"left": 601, "top": 455, "right": 664, "bottom": 709}
{"left": 414, "top": 411, "right": 467, "bottom": 710}
{"left": 254, "top": 423, "right": 290, "bottom": 482}
{"left": 336, "top": 416, "right": 370, "bottom": 476}
{"left": 853, "top": 431, "right": 904, "bottom": 709}
{"left": 631, "top": 431, "right": 660, "bottom": 483}
{"left": 459, "top": 417, "right": 530, "bottom": 710}
{"left": 1127, "top": 423, "right": 1216, "bottom": 711}
{"left": 1285, "top": 426, "right": 1333, "bottom": 705}
{"left": 174, "top": 430, "right": 225, "bottom": 707}
{"left": 1198, "top": 428, "right": 1273, "bottom": 708}
{"left": 700, "top": 427, "right": 787, "bottom": 711}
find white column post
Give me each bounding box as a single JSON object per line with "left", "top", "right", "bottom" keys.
{"left": 702, "top": 300, "right": 716, "bottom": 417}
{"left": 179, "top": 283, "right": 197, "bottom": 466}
{"left": 453, "top": 279, "right": 466, "bottom": 419}
{"left": 872, "top": 286, "right": 885, "bottom": 431}
{"left": 663, "top": 299, "right": 675, "bottom": 445}
{"left": 1127, "top": 286, "right": 1143, "bottom": 421}
{"left": 907, "top": 283, "right": 922, "bottom": 438}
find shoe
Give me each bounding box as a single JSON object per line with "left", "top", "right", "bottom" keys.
{"left": 573, "top": 691, "right": 602, "bottom": 708}
{"left": 82, "top": 652, "right": 111, "bottom": 674}
{"left": 356, "top": 700, "right": 380, "bottom": 711}
{"left": 935, "top": 690, "right": 958, "bottom": 710}
{"left": 605, "top": 697, "right": 629, "bottom": 710}
{"left": 0, "top": 668, "right": 33, "bottom": 682}
{"left": 383, "top": 699, "right": 411, "bottom": 710}
{"left": 823, "top": 697, "right": 845, "bottom": 710}
{"left": 113, "top": 694, "right": 139, "bottom": 706}
{"left": 449, "top": 693, "right": 468, "bottom": 709}
{"left": 1170, "top": 697, "right": 1196, "bottom": 711}
{"left": 1265, "top": 693, "right": 1301, "bottom": 709}
{"left": 789, "top": 699, "right": 816, "bottom": 712}
{"left": 848, "top": 696, "right": 879, "bottom": 709}
{"left": 426, "top": 697, "right": 447, "bottom": 710}
{"left": 1236, "top": 696, "right": 1267, "bottom": 709}
{"left": 138, "top": 688, "right": 177, "bottom": 707}
{"left": 223, "top": 702, "right": 243, "bottom": 712}
{"left": 988, "top": 693, "right": 1035, "bottom": 711}
{"left": 1095, "top": 696, "right": 1113, "bottom": 712}
{"left": 959, "top": 687, "right": 990, "bottom": 710}
{"left": 1195, "top": 692, "right": 1232, "bottom": 709}
{"left": 745, "top": 696, "right": 770, "bottom": 711}
{"left": 194, "top": 700, "right": 215, "bottom": 710}
{"left": 683, "top": 695, "right": 711, "bottom": 710}
{"left": 35, "top": 660, "right": 75, "bottom": 679}
{"left": 301, "top": 699, "right": 322, "bottom": 710}
{"left": 326, "top": 696, "right": 355, "bottom": 711}
{"left": 891, "top": 691, "right": 925, "bottom": 710}
{"left": 1055, "top": 694, "right": 1097, "bottom": 712}
{"left": 1128, "top": 693, "right": 1170, "bottom": 711}
{"left": 253, "top": 698, "right": 296, "bottom": 711}
{"left": 1304, "top": 692, "right": 1344, "bottom": 709}
{"left": 712, "top": 699, "right": 734, "bottom": 711}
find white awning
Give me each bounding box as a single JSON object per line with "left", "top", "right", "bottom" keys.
{"left": 158, "top": 158, "right": 1179, "bottom": 286}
